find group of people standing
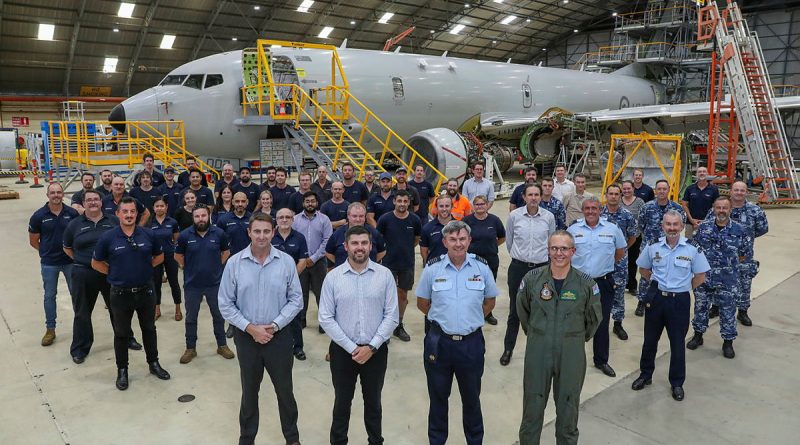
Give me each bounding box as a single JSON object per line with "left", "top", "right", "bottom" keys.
{"left": 26, "top": 154, "right": 768, "bottom": 445}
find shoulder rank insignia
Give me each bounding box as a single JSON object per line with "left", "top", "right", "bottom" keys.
{"left": 426, "top": 255, "right": 444, "bottom": 267}
{"left": 472, "top": 255, "right": 488, "bottom": 265}
{"left": 540, "top": 283, "right": 553, "bottom": 301}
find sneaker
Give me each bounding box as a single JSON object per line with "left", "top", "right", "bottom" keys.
{"left": 41, "top": 329, "right": 56, "bottom": 346}
{"left": 393, "top": 323, "right": 411, "bottom": 342}
{"left": 217, "top": 345, "right": 235, "bottom": 359}
{"left": 179, "top": 348, "right": 197, "bottom": 364}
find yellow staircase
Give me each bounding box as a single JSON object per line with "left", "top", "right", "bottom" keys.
{"left": 45, "top": 120, "right": 218, "bottom": 183}
{"left": 241, "top": 39, "right": 447, "bottom": 190}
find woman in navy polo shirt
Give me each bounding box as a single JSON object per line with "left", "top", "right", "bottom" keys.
{"left": 149, "top": 197, "right": 182, "bottom": 321}
{"left": 213, "top": 184, "right": 235, "bottom": 223}
{"left": 462, "top": 194, "right": 506, "bottom": 325}
{"left": 254, "top": 189, "right": 276, "bottom": 218}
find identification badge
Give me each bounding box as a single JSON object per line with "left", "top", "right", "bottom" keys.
{"left": 540, "top": 283, "right": 553, "bottom": 301}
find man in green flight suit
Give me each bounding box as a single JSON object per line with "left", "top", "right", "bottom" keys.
{"left": 517, "top": 230, "right": 603, "bottom": 445}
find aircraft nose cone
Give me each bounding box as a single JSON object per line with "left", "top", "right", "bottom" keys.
{"left": 108, "top": 104, "right": 126, "bottom": 133}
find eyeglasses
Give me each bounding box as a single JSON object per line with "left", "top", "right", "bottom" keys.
{"left": 125, "top": 236, "right": 139, "bottom": 250}
{"left": 548, "top": 246, "right": 572, "bottom": 253}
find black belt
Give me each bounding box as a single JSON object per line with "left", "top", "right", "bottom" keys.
{"left": 111, "top": 285, "right": 149, "bottom": 293}
{"left": 657, "top": 289, "right": 689, "bottom": 298}
{"left": 440, "top": 328, "right": 481, "bottom": 341}
{"left": 595, "top": 272, "right": 614, "bottom": 281}
{"left": 512, "top": 258, "right": 548, "bottom": 269}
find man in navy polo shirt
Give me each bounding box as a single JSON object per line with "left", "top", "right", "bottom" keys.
{"left": 28, "top": 182, "right": 79, "bottom": 346}
{"left": 376, "top": 190, "right": 422, "bottom": 342}
{"left": 632, "top": 168, "right": 655, "bottom": 202}
{"left": 272, "top": 207, "right": 310, "bottom": 360}
{"left": 681, "top": 166, "right": 720, "bottom": 238}
{"left": 129, "top": 171, "right": 163, "bottom": 212}
{"left": 181, "top": 169, "right": 215, "bottom": 209}
{"left": 175, "top": 204, "right": 233, "bottom": 364}
{"left": 92, "top": 197, "right": 170, "bottom": 390}
{"left": 102, "top": 176, "right": 149, "bottom": 225}
{"left": 288, "top": 171, "right": 315, "bottom": 214}
{"left": 178, "top": 156, "right": 208, "bottom": 187}
{"left": 158, "top": 167, "right": 185, "bottom": 216}
{"left": 393, "top": 166, "right": 421, "bottom": 214}
{"left": 216, "top": 192, "right": 252, "bottom": 255}
{"left": 234, "top": 166, "right": 260, "bottom": 212}
{"left": 408, "top": 164, "right": 436, "bottom": 223}
{"left": 509, "top": 166, "right": 538, "bottom": 212}
{"left": 270, "top": 167, "right": 296, "bottom": 211}
{"left": 95, "top": 169, "right": 114, "bottom": 197}
{"left": 326, "top": 202, "right": 385, "bottom": 267}
{"left": 214, "top": 163, "right": 239, "bottom": 200}
{"left": 420, "top": 195, "right": 454, "bottom": 264}
{"left": 132, "top": 153, "right": 165, "bottom": 188}
{"left": 69, "top": 171, "right": 97, "bottom": 215}
{"left": 341, "top": 162, "right": 369, "bottom": 205}
{"left": 320, "top": 181, "right": 349, "bottom": 229}
{"left": 367, "top": 172, "right": 396, "bottom": 227}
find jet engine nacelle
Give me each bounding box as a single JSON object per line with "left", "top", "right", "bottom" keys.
{"left": 403, "top": 128, "right": 470, "bottom": 184}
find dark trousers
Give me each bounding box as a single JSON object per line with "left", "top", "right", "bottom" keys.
{"left": 184, "top": 285, "right": 226, "bottom": 348}
{"left": 299, "top": 258, "right": 327, "bottom": 322}
{"left": 233, "top": 327, "right": 299, "bottom": 445}
{"left": 110, "top": 285, "right": 158, "bottom": 368}
{"left": 424, "top": 329, "right": 485, "bottom": 445}
{"left": 640, "top": 284, "right": 691, "bottom": 387}
{"left": 505, "top": 259, "right": 545, "bottom": 352}
{"left": 70, "top": 265, "right": 114, "bottom": 358}
{"left": 153, "top": 253, "right": 181, "bottom": 305}
{"left": 627, "top": 236, "right": 642, "bottom": 291}
{"left": 592, "top": 275, "right": 615, "bottom": 366}
{"left": 329, "top": 342, "right": 389, "bottom": 445}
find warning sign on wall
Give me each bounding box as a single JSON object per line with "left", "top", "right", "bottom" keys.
{"left": 11, "top": 117, "right": 29, "bottom": 127}
{"left": 80, "top": 86, "right": 112, "bottom": 97}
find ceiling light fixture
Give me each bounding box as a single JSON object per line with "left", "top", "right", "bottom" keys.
{"left": 232, "top": 37, "right": 238, "bottom": 41}
{"left": 37, "top": 23, "right": 55, "bottom": 40}
{"left": 118, "top": 2, "right": 135, "bottom": 18}
{"left": 297, "top": 0, "right": 314, "bottom": 13}
{"left": 113, "top": 28, "right": 120, "bottom": 32}
{"left": 378, "top": 12, "right": 394, "bottom": 24}
{"left": 501, "top": 15, "right": 517, "bottom": 25}
{"left": 254, "top": 5, "right": 260, "bottom": 10}
{"left": 318, "top": 26, "right": 334, "bottom": 38}
{"left": 449, "top": 24, "right": 466, "bottom": 35}
{"left": 612, "top": 12, "right": 618, "bottom": 17}
{"left": 160, "top": 34, "right": 176, "bottom": 49}
{"left": 103, "top": 57, "right": 118, "bottom": 73}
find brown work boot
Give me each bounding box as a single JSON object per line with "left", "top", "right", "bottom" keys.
{"left": 217, "top": 345, "right": 235, "bottom": 359}
{"left": 41, "top": 329, "right": 56, "bottom": 346}
{"left": 179, "top": 348, "right": 197, "bottom": 364}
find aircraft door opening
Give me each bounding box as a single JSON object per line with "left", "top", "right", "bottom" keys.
{"left": 271, "top": 55, "right": 300, "bottom": 105}
{"left": 522, "top": 83, "right": 532, "bottom": 108}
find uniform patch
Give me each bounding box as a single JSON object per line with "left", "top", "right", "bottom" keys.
{"left": 653, "top": 251, "right": 662, "bottom": 262}
{"left": 519, "top": 280, "right": 525, "bottom": 291}
{"left": 560, "top": 290, "right": 577, "bottom": 301}
{"left": 540, "top": 283, "right": 553, "bottom": 301}
{"left": 592, "top": 284, "right": 600, "bottom": 296}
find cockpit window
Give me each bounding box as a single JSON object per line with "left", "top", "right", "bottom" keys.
{"left": 160, "top": 74, "right": 187, "bottom": 86}
{"left": 204, "top": 74, "right": 224, "bottom": 89}
{"left": 183, "top": 74, "right": 204, "bottom": 90}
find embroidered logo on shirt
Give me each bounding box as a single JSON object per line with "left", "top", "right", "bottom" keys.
{"left": 540, "top": 283, "right": 553, "bottom": 301}
{"left": 560, "top": 290, "right": 577, "bottom": 301}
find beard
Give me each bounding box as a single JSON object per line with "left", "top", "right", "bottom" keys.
{"left": 195, "top": 221, "right": 209, "bottom": 232}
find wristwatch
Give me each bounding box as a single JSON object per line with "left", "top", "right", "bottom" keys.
{"left": 368, "top": 345, "right": 378, "bottom": 354}
{"left": 271, "top": 322, "right": 280, "bottom": 332}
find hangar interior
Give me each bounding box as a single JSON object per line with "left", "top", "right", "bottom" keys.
{"left": 1, "top": 1, "right": 800, "bottom": 445}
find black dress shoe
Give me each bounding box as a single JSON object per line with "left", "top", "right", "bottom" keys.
{"left": 709, "top": 305, "right": 719, "bottom": 319}
{"left": 293, "top": 350, "right": 307, "bottom": 361}
{"left": 595, "top": 363, "right": 616, "bottom": 377}
{"left": 300, "top": 318, "right": 307, "bottom": 329}
{"left": 686, "top": 332, "right": 703, "bottom": 350}
{"left": 485, "top": 312, "right": 498, "bottom": 326}
{"left": 72, "top": 355, "right": 86, "bottom": 364}
{"left": 116, "top": 368, "right": 129, "bottom": 391}
{"left": 722, "top": 340, "right": 735, "bottom": 359}
{"left": 226, "top": 325, "right": 235, "bottom": 338}
{"left": 499, "top": 350, "right": 512, "bottom": 366}
{"left": 393, "top": 323, "right": 410, "bottom": 342}
{"left": 635, "top": 301, "right": 645, "bottom": 317}
{"left": 127, "top": 337, "right": 143, "bottom": 350}
{"left": 737, "top": 309, "right": 752, "bottom": 326}
{"left": 671, "top": 386, "right": 685, "bottom": 401}
{"left": 613, "top": 322, "right": 629, "bottom": 341}
{"left": 148, "top": 361, "right": 171, "bottom": 380}
{"left": 631, "top": 376, "right": 652, "bottom": 391}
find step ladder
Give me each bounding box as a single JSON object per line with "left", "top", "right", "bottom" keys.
{"left": 698, "top": 1, "right": 799, "bottom": 202}
{"left": 241, "top": 39, "right": 448, "bottom": 190}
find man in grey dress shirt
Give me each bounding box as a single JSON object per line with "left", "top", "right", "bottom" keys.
{"left": 319, "top": 225, "right": 399, "bottom": 445}
{"left": 218, "top": 212, "right": 303, "bottom": 445}
{"left": 292, "top": 191, "right": 333, "bottom": 334}
{"left": 462, "top": 162, "right": 496, "bottom": 209}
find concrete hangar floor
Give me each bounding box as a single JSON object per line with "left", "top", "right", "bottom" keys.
{"left": 0, "top": 175, "right": 798, "bottom": 445}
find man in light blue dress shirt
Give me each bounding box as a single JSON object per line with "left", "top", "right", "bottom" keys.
{"left": 319, "top": 225, "right": 399, "bottom": 445}
{"left": 567, "top": 196, "right": 626, "bottom": 378}
{"left": 218, "top": 212, "right": 303, "bottom": 445}
{"left": 417, "top": 220, "right": 499, "bottom": 445}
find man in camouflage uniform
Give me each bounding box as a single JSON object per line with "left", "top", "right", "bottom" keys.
{"left": 602, "top": 184, "right": 638, "bottom": 340}
{"left": 704, "top": 181, "right": 768, "bottom": 325}
{"left": 687, "top": 197, "right": 748, "bottom": 359}
{"left": 635, "top": 179, "right": 686, "bottom": 316}
{"left": 540, "top": 177, "right": 567, "bottom": 230}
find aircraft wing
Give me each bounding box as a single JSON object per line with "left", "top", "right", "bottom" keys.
{"left": 581, "top": 95, "right": 800, "bottom": 124}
